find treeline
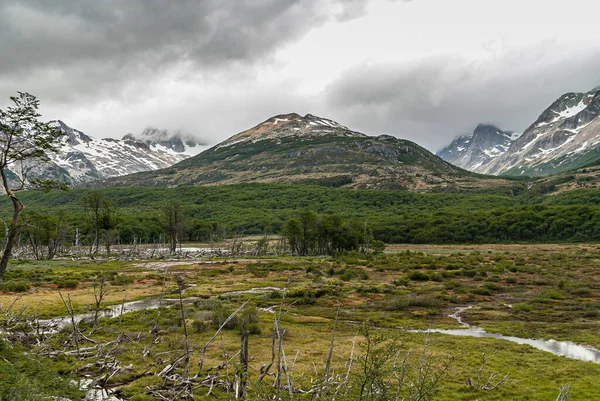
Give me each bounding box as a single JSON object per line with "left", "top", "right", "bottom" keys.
{"left": 373, "top": 204, "right": 600, "bottom": 243}
{"left": 280, "top": 211, "right": 385, "bottom": 255}
{"left": 5, "top": 184, "right": 600, "bottom": 246}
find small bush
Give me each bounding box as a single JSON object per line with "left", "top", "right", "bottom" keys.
{"left": 392, "top": 277, "right": 410, "bottom": 287}
{"left": 408, "top": 271, "right": 430, "bottom": 281}
{"left": 1, "top": 281, "right": 29, "bottom": 292}
{"left": 383, "top": 296, "right": 409, "bottom": 311}
{"left": 112, "top": 274, "right": 135, "bottom": 285}
{"left": 192, "top": 320, "right": 210, "bottom": 333}
{"left": 57, "top": 280, "right": 78, "bottom": 289}
{"left": 370, "top": 240, "right": 386, "bottom": 253}
{"left": 513, "top": 303, "right": 532, "bottom": 313}
{"left": 542, "top": 289, "right": 565, "bottom": 300}
{"left": 408, "top": 295, "right": 440, "bottom": 307}
{"left": 470, "top": 288, "right": 492, "bottom": 296}
{"left": 431, "top": 272, "right": 443, "bottom": 282}
{"left": 483, "top": 282, "right": 502, "bottom": 292}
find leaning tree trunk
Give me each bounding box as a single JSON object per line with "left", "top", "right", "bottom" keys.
{"left": 0, "top": 170, "right": 24, "bottom": 283}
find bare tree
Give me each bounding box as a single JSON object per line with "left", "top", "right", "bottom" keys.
{"left": 465, "top": 349, "right": 509, "bottom": 391}
{"left": 90, "top": 276, "right": 109, "bottom": 335}
{"left": 0, "top": 92, "right": 65, "bottom": 282}
{"left": 163, "top": 202, "right": 185, "bottom": 253}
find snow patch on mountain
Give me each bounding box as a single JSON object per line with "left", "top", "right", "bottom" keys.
{"left": 11, "top": 121, "right": 208, "bottom": 186}
{"left": 480, "top": 87, "right": 600, "bottom": 176}
{"left": 216, "top": 113, "right": 361, "bottom": 150}
{"left": 437, "top": 124, "right": 518, "bottom": 172}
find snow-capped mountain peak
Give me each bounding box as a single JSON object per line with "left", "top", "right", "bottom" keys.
{"left": 13, "top": 121, "right": 209, "bottom": 186}
{"left": 479, "top": 88, "right": 600, "bottom": 176}
{"left": 437, "top": 124, "right": 518, "bottom": 171}
{"left": 123, "top": 127, "right": 207, "bottom": 157}
{"left": 215, "top": 113, "right": 364, "bottom": 149}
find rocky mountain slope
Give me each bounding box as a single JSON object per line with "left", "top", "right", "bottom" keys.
{"left": 482, "top": 87, "right": 600, "bottom": 176}
{"left": 96, "top": 113, "right": 517, "bottom": 192}
{"left": 13, "top": 121, "right": 207, "bottom": 186}
{"left": 439, "top": 87, "right": 600, "bottom": 177}
{"left": 437, "top": 124, "right": 520, "bottom": 172}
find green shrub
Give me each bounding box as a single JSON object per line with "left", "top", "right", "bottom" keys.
{"left": 513, "top": 302, "right": 532, "bottom": 313}
{"left": 370, "top": 240, "right": 386, "bottom": 253}
{"left": 383, "top": 296, "right": 409, "bottom": 311}
{"left": 408, "top": 295, "right": 440, "bottom": 307}
{"left": 483, "top": 282, "right": 502, "bottom": 292}
{"left": 542, "top": 289, "right": 566, "bottom": 300}
{"left": 408, "top": 271, "right": 430, "bottom": 281}
{"left": 1, "top": 281, "right": 29, "bottom": 292}
{"left": 112, "top": 274, "right": 135, "bottom": 285}
{"left": 470, "top": 288, "right": 492, "bottom": 296}
{"left": 392, "top": 277, "right": 410, "bottom": 287}
{"left": 57, "top": 279, "right": 78, "bottom": 289}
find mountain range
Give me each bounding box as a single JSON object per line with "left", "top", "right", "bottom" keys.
{"left": 9, "top": 85, "right": 600, "bottom": 193}
{"left": 91, "top": 113, "right": 515, "bottom": 192}
{"left": 438, "top": 87, "right": 600, "bottom": 177}
{"left": 12, "top": 121, "right": 207, "bottom": 186}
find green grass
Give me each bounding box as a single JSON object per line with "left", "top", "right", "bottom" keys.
{"left": 1, "top": 245, "right": 600, "bottom": 399}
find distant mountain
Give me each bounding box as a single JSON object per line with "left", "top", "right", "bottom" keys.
{"left": 94, "top": 113, "right": 517, "bottom": 192}
{"left": 482, "top": 87, "right": 600, "bottom": 176}
{"left": 10, "top": 121, "right": 207, "bottom": 186}
{"left": 122, "top": 127, "right": 202, "bottom": 155}
{"left": 437, "top": 124, "right": 521, "bottom": 172}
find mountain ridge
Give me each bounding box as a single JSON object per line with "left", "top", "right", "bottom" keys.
{"left": 10, "top": 120, "right": 208, "bottom": 186}
{"left": 438, "top": 86, "right": 600, "bottom": 177}
{"left": 89, "top": 113, "right": 518, "bottom": 192}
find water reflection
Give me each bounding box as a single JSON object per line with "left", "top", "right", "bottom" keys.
{"left": 411, "top": 307, "right": 600, "bottom": 364}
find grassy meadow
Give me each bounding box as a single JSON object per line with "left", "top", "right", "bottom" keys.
{"left": 1, "top": 243, "right": 599, "bottom": 400}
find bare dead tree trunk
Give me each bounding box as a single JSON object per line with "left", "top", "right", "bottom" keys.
{"left": 556, "top": 383, "right": 572, "bottom": 401}
{"left": 90, "top": 276, "right": 109, "bottom": 335}
{"left": 194, "top": 300, "right": 249, "bottom": 379}
{"left": 176, "top": 276, "right": 191, "bottom": 381}
{"left": 0, "top": 168, "right": 23, "bottom": 283}
{"left": 59, "top": 292, "right": 80, "bottom": 358}
{"left": 236, "top": 321, "right": 249, "bottom": 400}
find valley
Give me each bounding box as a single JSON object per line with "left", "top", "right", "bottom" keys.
{"left": 3, "top": 2, "right": 600, "bottom": 400}
{"left": 2, "top": 91, "right": 600, "bottom": 400}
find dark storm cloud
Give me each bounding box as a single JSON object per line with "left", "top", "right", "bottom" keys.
{"left": 0, "top": 0, "right": 368, "bottom": 101}
{"left": 324, "top": 47, "right": 600, "bottom": 150}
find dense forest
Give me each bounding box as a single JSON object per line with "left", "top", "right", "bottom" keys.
{"left": 3, "top": 184, "right": 600, "bottom": 248}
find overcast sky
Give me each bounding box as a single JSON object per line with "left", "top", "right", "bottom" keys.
{"left": 2, "top": 0, "right": 600, "bottom": 151}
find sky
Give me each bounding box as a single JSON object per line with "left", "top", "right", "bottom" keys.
{"left": 1, "top": 0, "right": 600, "bottom": 152}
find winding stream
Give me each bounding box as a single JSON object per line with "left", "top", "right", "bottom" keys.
{"left": 39, "top": 287, "right": 284, "bottom": 333}
{"left": 413, "top": 307, "right": 600, "bottom": 364}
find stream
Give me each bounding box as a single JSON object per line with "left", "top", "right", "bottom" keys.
{"left": 38, "top": 287, "right": 284, "bottom": 333}
{"left": 412, "top": 307, "right": 600, "bottom": 364}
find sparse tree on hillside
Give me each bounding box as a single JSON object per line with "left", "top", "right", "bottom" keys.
{"left": 0, "top": 92, "right": 65, "bottom": 283}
